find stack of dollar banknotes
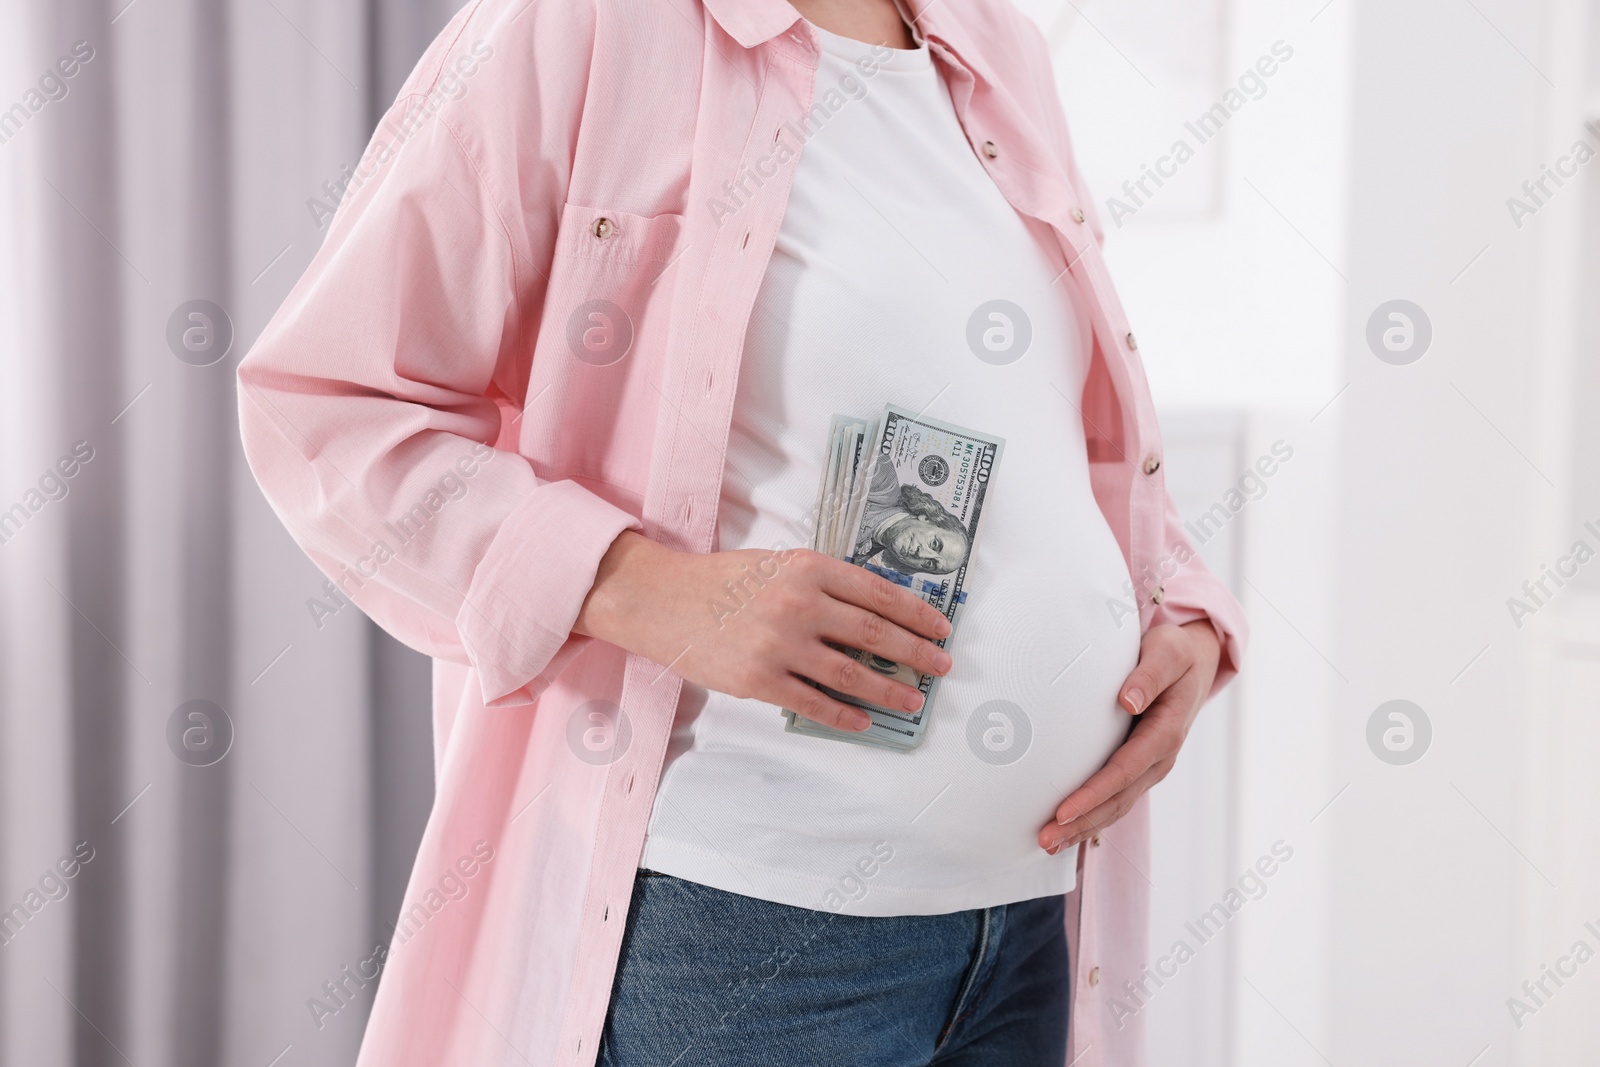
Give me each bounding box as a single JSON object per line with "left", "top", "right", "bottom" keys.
{"left": 783, "top": 403, "right": 1005, "bottom": 751}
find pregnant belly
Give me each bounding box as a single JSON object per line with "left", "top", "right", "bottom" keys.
{"left": 858, "top": 568, "right": 1144, "bottom": 877}
{"left": 644, "top": 498, "right": 1143, "bottom": 904}
{"left": 677, "top": 554, "right": 1143, "bottom": 890}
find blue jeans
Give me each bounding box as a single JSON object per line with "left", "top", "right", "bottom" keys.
{"left": 599, "top": 870, "right": 1070, "bottom": 1066}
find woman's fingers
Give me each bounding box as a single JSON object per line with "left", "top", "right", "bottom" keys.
{"left": 1050, "top": 740, "right": 1150, "bottom": 831}
{"left": 1033, "top": 626, "right": 1219, "bottom": 852}
{"left": 815, "top": 600, "right": 952, "bottom": 681}
{"left": 808, "top": 554, "right": 954, "bottom": 682}
{"left": 1118, "top": 623, "right": 1191, "bottom": 714}
{"left": 1039, "top": 761, "right": 1171, "bottom": 852}
{"left": 790, "top": 643, "right": 928, "bottom": 715}
{"left": 651, "top": 547, "right": 959, "bottom": 734}
{"left": 1048, "top": 700, "right": 1186, "bottom": 828}
{"left": 817, "top": 555, "right": 953, "bottom": 644}
{"left": 768, "top": 673, "right": 873, "bottom": 732}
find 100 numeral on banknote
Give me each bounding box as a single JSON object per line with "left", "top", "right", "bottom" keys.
{"left": 784, "top": 404, "right": 1005, "bottom": 751}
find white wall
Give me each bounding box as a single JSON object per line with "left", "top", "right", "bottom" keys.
{"left": 1330, "top": 0, "right": 1587, "bottom": 1062}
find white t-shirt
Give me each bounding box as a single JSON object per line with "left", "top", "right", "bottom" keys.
{"left": 638, "top": 23, "right": 1141, "bottom": 916}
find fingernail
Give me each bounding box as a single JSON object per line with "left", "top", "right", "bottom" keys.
{"left": 903, "top": 691, "right": 925, "bottom": 712}
{"left": 1124, "top": 688, "right": 1145, "bottom": 713}
{"left": 851, "top": 712, "right": 873, "bottom": 731}
{"left": 1045, "top": 840, "right": 1064, "bottom": 855}
{"left": 932, "top": 650, "right": 952, "bottom": 672}
{"left": 938, "top": 617, "right": 952, "bottom": 637}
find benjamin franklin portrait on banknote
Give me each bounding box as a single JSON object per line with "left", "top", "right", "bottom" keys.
{"left": 851, "top": 456, "right": 972, "bottom": 576}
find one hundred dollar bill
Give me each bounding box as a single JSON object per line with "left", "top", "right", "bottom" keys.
{"left": 783, "top": 404, "right": 1004, "bottom": 751}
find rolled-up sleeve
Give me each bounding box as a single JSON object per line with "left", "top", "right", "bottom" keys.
{"left": 1147, "top": 488, "right": 1249, "bottom": 700}
{"left": 237, "top": 2, "right": 641, "bottom": 707}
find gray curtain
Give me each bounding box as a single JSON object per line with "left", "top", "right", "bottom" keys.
{"left": 0, "top": 1, "right": 460, "bottom": 1064}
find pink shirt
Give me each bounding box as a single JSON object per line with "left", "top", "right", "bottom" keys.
{"left": 236, "top": 0, "right": 1250, "bottom": 1064}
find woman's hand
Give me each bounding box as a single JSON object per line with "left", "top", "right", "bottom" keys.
{"left": 573, "top": 530, "right": 954, "bottom": 732}
{"left": 1038, "top": 619, "right": 1222, "bottom": 853}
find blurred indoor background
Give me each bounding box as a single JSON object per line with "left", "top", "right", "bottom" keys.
{"left": 1, "top": 0, "right": 1596, "bottom": 1064}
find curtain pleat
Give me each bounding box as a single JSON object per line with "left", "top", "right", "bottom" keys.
{"left": 0, "top": 2, "right": 452, "bottom": 1064}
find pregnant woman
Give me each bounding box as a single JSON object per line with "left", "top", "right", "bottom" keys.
{"left": 237, "top": 0, "right": 1248, "bottom": 1064}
